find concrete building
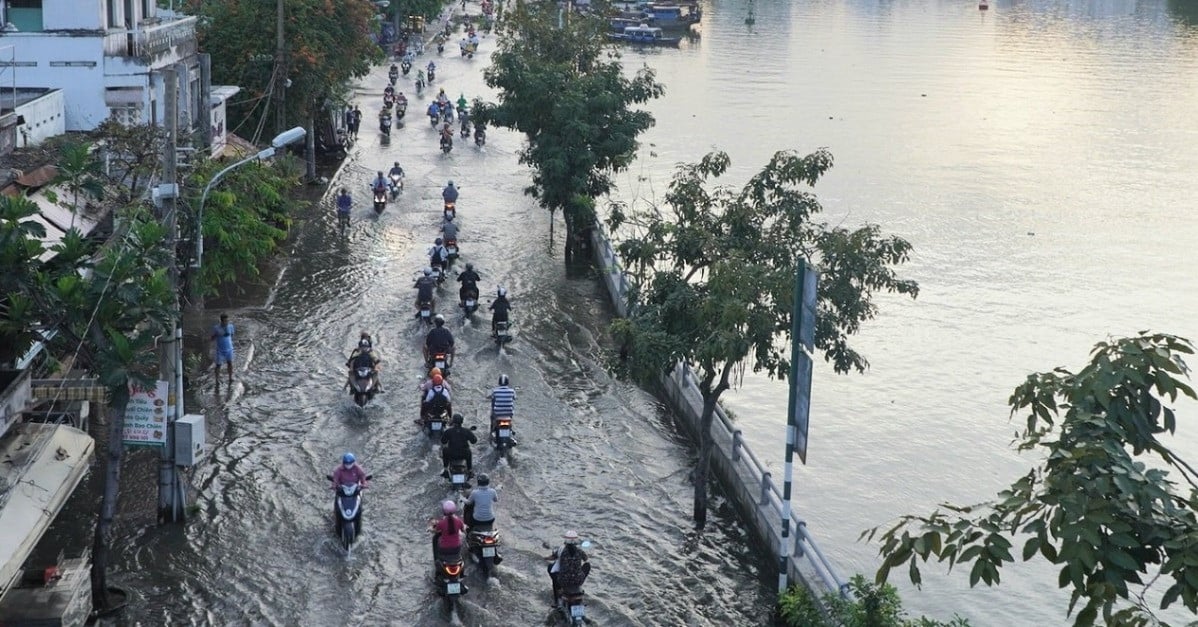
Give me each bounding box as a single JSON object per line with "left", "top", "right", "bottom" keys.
{"left": 0, "top": 0, "right": 218, "bottom": 136}
{"left": 0, "top": 87, "right": 65, "bottom": 152}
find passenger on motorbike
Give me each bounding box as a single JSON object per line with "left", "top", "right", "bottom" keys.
{"left": 424, "top": 314, "right": 455, "bottom": 362}
{"left": 436, "top": 88, "right": 449, "bottom": 106}
{"left": 429, "top": 238, "right": 450, "bottom": 270}
{"left": 464, "top": 473, "right": 498, "bottom": 529}
{"left": 331, "top": 452, "right": 369, "bottom": 490}
{"left": 487, "top": 374, "right": 516, "bottom": 438}
{"left": 547, "top": 530, "right": 591, "bottom": 601}
{"left": 440, "top": 413, "right": 478, "bottom": 474}
{"left": 369, "top": 171, "right": 387, "bottom": 195}
{"left": 414, "top": 268, "right": 437, "bottom": 311}
{"left": 490, "top": 286, "right": 512, "bottom": 334}
{"left": 384, "top": 84, "right": 395, "bottom": 97}
{"left": 345, "top": 333, "right": 384, "bottom": 392}
{"left": 431, "top": 499, "right": 466, "bottom": 563}
{"left": 422, "top": 374, "right": 453, "bottom": 418}
{"left": 420, "top": 367, "right": 453, "bottom": 394}
{"left": 428, "top": 101, "right": 441, "bottom": 119}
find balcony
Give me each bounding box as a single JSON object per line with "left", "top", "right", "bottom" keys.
{"left": 102, "top": 15, "right": 197, "bottom": 63}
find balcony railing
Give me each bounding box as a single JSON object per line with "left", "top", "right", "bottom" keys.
{"left": 102, "top": 15, "right": 197, "bottom": 60}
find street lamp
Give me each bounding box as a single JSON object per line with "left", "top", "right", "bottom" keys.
{"left": 192, "top": 126, "right": 306, "bottom": 273}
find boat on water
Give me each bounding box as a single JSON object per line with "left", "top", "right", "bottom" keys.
{"left": 608, "top": 24, "right": 682, "bottom": 46}
{"left": 609, "top": 1, "right": 701, "bottom": 31}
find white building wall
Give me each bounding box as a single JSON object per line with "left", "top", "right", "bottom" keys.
{"left": 14, "top": 91, "right": 66, "bottom": 147}
{"left": 42, "top": 0, "right": 105, "bottom": 30}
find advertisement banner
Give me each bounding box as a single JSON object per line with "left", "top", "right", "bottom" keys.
{"left": 122, "top": 380, "right": 169, "bottom": 446}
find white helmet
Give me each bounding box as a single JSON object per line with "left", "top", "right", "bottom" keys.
{"left": 423, "top": 268, "right": 432, "bottom": 276}
{"left": 497, "top": 286, "right": 507, "bottom": 297}
{"left": 563, "top": 530, "right": 581, "bottom": 545}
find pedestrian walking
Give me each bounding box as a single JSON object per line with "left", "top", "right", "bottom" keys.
{"left": 349, "top": 106, "right": 362, "bottom": 139}
{"left": 210, "top": 313, "right": 235, "bottom": 386}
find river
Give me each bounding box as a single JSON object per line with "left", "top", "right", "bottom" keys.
{"left": 54, "top": 0, "right": 1198, "bottom": 625}
{"left": 604, "top": 0, "right": 1198, "bottom": 624}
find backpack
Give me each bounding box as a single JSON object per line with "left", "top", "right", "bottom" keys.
{"left": 557, "top": 549, "right": 587, "bottom": 587}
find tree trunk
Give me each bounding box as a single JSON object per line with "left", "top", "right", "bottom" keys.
{"left": 564, "top": 216, "right": 576, "bottom": 262}
{"left": 91, "top": 389, "right": 129, "bottom": 612}
{"left": 306, "top": 107, "right": 317, "bottom": 182}
{"left": 693, "top": 365, "right": 731, "bottom": 530}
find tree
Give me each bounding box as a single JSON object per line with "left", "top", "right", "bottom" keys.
{"left": 49, "top": 142, "right": 105, "bottom": 230}
{"left": 91, "top": 118, "right": 168, "bottom": 203}
{"left": 479, "top": 0, "right": 663, "bottom": 260}
{"left": 867, "top": 333, "right": 1198, "bottom": 626}
{"left": 779, "top": 575, "right": 971, "bottom": 627}
{"left": 609, "top": 149, "right": 918, "bottom": 528}
{"left": 0, "top": 195, "right": 58, "bottom": 366}
{"left": 190, "top": 0, "right": 383, "bottom": 141}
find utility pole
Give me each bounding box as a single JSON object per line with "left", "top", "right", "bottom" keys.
{"left": 158, "top": 67, "right": 182, "bottom": 523}
{"left": 275, "top": 0, "right": 286, "bottom": 136}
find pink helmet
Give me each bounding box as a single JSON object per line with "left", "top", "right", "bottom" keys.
{"left": 442, "top": 500, "right": 457, "bottom": 515}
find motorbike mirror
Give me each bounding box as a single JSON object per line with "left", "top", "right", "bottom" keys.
{"left": 365, "top": 474, "right": 374, "bottom": 480}
{"left": 469, "top": 425, "right": 477, "bottom": 431}
{"left": 325, "top": 474, "right": 334, "bottom": 481}
{"left": 581, "top": 540, "right": 593, "bottom": 550}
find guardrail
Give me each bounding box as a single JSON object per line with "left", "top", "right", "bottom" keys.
{"left": 589, "top": 224, "right": 851, "bottom": 601}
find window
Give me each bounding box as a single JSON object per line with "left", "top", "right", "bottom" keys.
{"left": 9, "top": 0, "right": 44, "bottom": 31}
{"left": 106, "top": 0, "right": 117, "bottom": 29}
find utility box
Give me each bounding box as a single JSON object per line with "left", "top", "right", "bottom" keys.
{"left": 173, "top": 414, "right": 206, "bottom": 466}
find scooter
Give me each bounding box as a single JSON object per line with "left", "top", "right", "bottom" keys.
{"left": 372, "top": 188, "right": 387, "bottom": 214}
{"left": 460, "top": 121, "right": 470, "bottom": 140}
{"left": 401, "top": 60, "right": 412, "bottom": 75}
{"left": 467, "top": 521, "right": 503, "bottom": 577}
{"left": 388, "top": 173, "right": 404, "bottom": 199}
{"left": 434, "top": 546, "right": 466, "bottom": 611}
{"left": 474, "top": 127, "right": 486, "bottom": 147}
{"left": 493, "top": 320, "right": 513, "bottom": 346}
{"left": 422, "top": 405, "right": 450, "bottom": 437}
{"left": 440, "top": 135, "right": 453, "bottom": 154}
{"left": 417, "top": 298, "right": 435, "bottom": 325}
{"left": 492, "top": 415, "right": 515, "bottom": 452}
{"left": 460, "top": 287, "right": 479, "bottom": 315}
{"left": 350, "top": 366, "right": 376, "bottom": 407}
{"left": 443, "top": 201, "right": 456, "bottom": 221}
{"left": 427, "top": 351, "right": 451, "bottom": 375}
{"left": 326, "top": 474, "right": 373, "bottom": 551}
{"left": 444, "top": 238, "right": 459, "bottom": 261}
{"left": 380, "top": 116, "right": 392, "bottom": 138}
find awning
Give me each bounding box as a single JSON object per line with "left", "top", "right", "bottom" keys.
{"left": 0, "top": 423, "right": 95, "bottom": 604}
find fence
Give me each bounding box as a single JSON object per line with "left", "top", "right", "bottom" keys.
{"left": 589, "top": 226, "right": 851, "bottom": 601}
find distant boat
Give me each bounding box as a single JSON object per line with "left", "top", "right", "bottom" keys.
{"left": 608, "top": 24, "right": 682, "bottom": 46}
{"left": 979, "top": 0, "right": 989, "bottom": 9}
{"left": 608, "top": 1, "right": 701, "bottom": 30}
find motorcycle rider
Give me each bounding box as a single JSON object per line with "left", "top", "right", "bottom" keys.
{"left": 464, "top": 473, "right": 498, "bottom": 529}
{"left": 424, "top": 314, "right": 455, "bottom": 363}
{"left": 420, "top": 367, "right": 453, "bottom": 394}
{"left": 440, "top": 413, "right": 478, "bottom": 475}
{"left": 427, "top": 60, "right": 437, "bottom": 79}
{"left": 490, "top": 286, "right": 512, "bottom": 335}
{"left": 457, "top": 263, "right": 480, "bottom": 306}
{"left": 416, "top": 69, "right": 426, "bottom": 90}
{"left": 345, "top": 333, "right": 384, "bottom": 393}
{"left": 414, "top": 268, "right": 437, "bottom": 314}
{"left": 331, "top": 452, "right": 369, "bottom": 490}
{"left": 378, "top": 109, "right": 391, "bottom": 133}
{"left": 428, "top": 100, "right": 441, "bottom": 122}
{"left": 422, "top": 373, "right": 453, "bottom": 419}
{"left": 442, "top": 213, "right": 459, "bottom": 241}
{"left": 436, "top": 88, "right": 450, "bottom": 107}
{"left": 547, "top": 530, "right": 591, "bottom": 602}
{"left": 388, "top": 161, "right": 405, "bottom": 190}
{"left": 429, "top": 237, "right": 450, "bottom": 271}
{"left": 443, "top": 180, "right": 459, "bottom": 205}
{"left": 388, "top": 63, "right": 399, "bottom": 82}
{"left": 459, "top": 37, "right": 469, "bottom": 55}
{"left": 440, "top": 122, "right": 454, "bottom": 148}
{"left": 487, "top": 374, "right": 516, "bottom": 441}
{"left": 431, "top": 500, "right": 467, "bottom": 574}
{"left": 369, "top": 171, "right": 387, "bottom": 196}
{"left": 395, "top": 91, "right": 408, "bottom": 111}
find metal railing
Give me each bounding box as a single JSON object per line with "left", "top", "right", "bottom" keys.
{"left": 590, "top": 224, "right": 851, "bottom": 599}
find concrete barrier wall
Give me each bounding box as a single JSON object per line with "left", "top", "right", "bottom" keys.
{"left": 589, "top": 226, "right": 850, "bottom": 601}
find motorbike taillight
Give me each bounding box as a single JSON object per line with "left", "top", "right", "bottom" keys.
{"left": 443, "top": 563, "right": 462, "bottom": 576}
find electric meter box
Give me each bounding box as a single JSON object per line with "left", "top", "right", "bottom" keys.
{"left": 174, "top": 413, "right": 206, "bottom": 466}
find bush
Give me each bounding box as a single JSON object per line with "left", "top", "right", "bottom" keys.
{"left": 779, "top": 575, "right": 971, "bottom": 627}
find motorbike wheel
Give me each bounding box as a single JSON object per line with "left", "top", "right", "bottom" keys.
{"left": 481, "top": 555, "right": 493, "bottom": 577}
{"left": 342, "top": 523, "right": 355, "bottom": 550}
{"left": 354, "top": 392, "right": 366, "bottom": 407}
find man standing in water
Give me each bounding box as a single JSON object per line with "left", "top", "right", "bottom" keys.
{"left": 210, "top": 313, "right": 235, "bottom": 386}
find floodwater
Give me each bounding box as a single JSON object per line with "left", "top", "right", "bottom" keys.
{"left": 42, "top": 0, "right": 1198, "bottom": 625}
{"left": 605, "top": 0, "right": 1198, "bottom": 624}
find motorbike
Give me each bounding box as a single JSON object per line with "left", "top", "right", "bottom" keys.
{"left": 326, "top": 474, "right": 373, "bottom": 551}
{"left": 350, "top": 366, "right": 376, "bottom": 407}
{"left": 467, "top": 520, "right": 503, "bottom": 577}
{"left": 555, "top": 588, "right": 588, "bottom": 626}
{"left": 442, "top": 105, "right": 455, "bottom": 124}
{"left": 422, "top": 405, "right": 449, "bottom": 437}
{"left": 434, "top": 547, "right": 467, "bottom": 610}
{"left": 372, "top": 188, "right": 387, "bottom": 214}
{"left": 474, "top": 127, "right": 486, "bottom": 147}
{"left": 389, "top": 70, "right": 398, "bottom": 85}
{"left": 460, "top": 121, "right": 470, "bottom": 139}
{"left": 445, "top": 238, "right": 459, "bottom": 261}
{"left": 430, "top": 261, "right": 446, "bottom": 285}
{"left": 461, "top": 286, "right": 479, "bottom": 315}
{"left": 418, "top": 298, "right": 435, "bottom": 324}
{"left": 493, "top": 415, "right": 515, "bottom": 452}
{"left": 380, "top": 116, "right": 392, "bottom": 138}
{"left": 388, "top": 173, "right": 404, "bottom": 199}
{"left": 440, "top": 134, "right": 453, "bottom": 154}
{"left": 446, "top": 456, "right": 471, "bottom": 492}
{"left": 396, "top": 102, "right": 407, "bottom": 120}
{"left": 428, "top": 67, "right": 436, "bottom": 82}
{"left": 427, "top": 351, "right": 451, "bottom": 375}
{"left": 443, "top": 201, "right": 456, "bottom": 221}
{"left": 493, "top": 320, "right": 513, "bottom": 346}
{"left": 429, "top": 111, "right": 441, "bottom": 128}
{"left": 401, "top": 60, "right": 411, "bottom": 75}
{"left": 416, "top": 77, "right": 425, "bottom": 94}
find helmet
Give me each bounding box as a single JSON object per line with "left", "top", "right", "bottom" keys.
{"left": 445, "top": 214, "right": 454, "bottom": 221}
{"left": 340, "top": 187, "right": 348, "bottom": 195}
{"left": 447, "top": 180, "right": 454, "bottom": 186}
{"left": 432, "top": 374, "right": 444, "bottom": 385}
{"left": 342, "top": 452, "right": 356, "bottom": 466}
{"left": 377, "top": 171, "right": 383, "bottom": 177}
{"left": 434, "top": 313, "right": 445, "bottom": 324}
{"left": 393, "top": 161, "right": 400, "bottom": 167}
{"left": 359, "top": 338, "right": 371, "bottom": 349}
{"left": 498, "top": 374, "right": 509, "bottom": 387}
{"left": 497, "top": 287, "right": 507, "bottom": 297}
{"left": 424, "top": 268, "right": 432, "bottom": 276}
{"left": 435, "top": 238, "right": 443, "bottom": 245}
{"left": 477, "top": 473, "right": 490, "bottom": 486}
{"left": 452, "top": 413, "right": 464, "bottom": 425}
{"left": 442, "top": 500, "right": 457, "bottom": 515}
{"left": 429, "top": 367, "right": 442, "bottom": 377}
{"left": 465, "top": 263, "right": 474, "bottom": 271}
{"left": 563, "top": 530, "right": 581, "bottom": 545}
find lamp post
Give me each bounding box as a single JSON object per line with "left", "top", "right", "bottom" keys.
{"left": 192, "top": 126, "right": 306, "bottom": 274}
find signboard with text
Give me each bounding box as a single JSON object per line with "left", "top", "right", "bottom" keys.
{"left": 122, "top": 380, "right": 169, "bottom": 446}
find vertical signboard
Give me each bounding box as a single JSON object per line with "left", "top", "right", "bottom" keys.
{"left": 123, "top": 380, "right": 169, "bottom": 446}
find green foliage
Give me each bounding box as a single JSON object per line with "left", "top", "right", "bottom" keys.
{"left": 190, "top": 0, "right": 383, "bottom": 136}
{"left": 183, "top": 156, "right": 303, "bottom": 295}
{"left": 866, "top": 333, "right": 1198, "bottom": 626}
{"left": 49, "top": 142, "right": 106, "bottom": 228}
{"left": 91, "top": 118, "right": 167, "bottom": 203}
{"left": 479, "top": 0, "right": 663, "bottom": 251}
{"left": 779, "top": 576, "right": 971, "bottom": 627}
